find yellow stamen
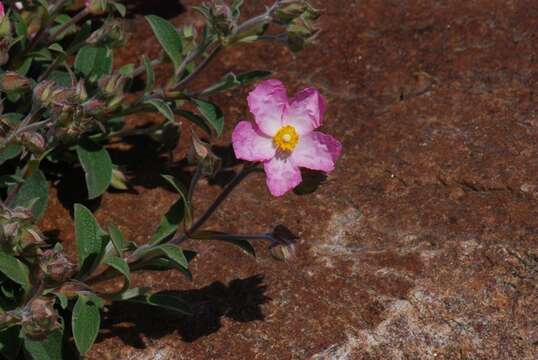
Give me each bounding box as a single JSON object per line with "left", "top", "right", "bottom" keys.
{"left": 274, "top": 125, "right": 299, "bottom": 152}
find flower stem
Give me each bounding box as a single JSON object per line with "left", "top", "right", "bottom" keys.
{"left": 171, "top": 162, "right": 260, "bottom": 244}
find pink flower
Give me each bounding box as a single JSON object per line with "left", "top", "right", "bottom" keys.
{"left": 0, "top": 2, "right": 4, "bottom": 19}
{"left": 232, "top": 79, "right": 342, "bottom": 196}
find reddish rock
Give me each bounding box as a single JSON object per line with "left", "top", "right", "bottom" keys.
{"left": 42, "top": 0, "right": 538, "bottom": 358}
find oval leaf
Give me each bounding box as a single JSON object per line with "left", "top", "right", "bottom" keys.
{"left": 191, "top": 99, "right": 224, "bottom": 136}
{"left": 146, "top": 15, "right": 183, "bottom": 70}
{"left": 74, "top": 204, "right": 104, "bottom": 276}
{"left": 13, "top": 169, "right": 48, "bottom": 220}
{"left": 23, "top": 329, "right": 63, "bottom": 360}
{"left": 72, "top": 296, "right": 100, "bottom": 355}
{"left": 76, "top": 139, "right": 112, "bottom": 199}
{"left": 0, "top": 251, "right": 30, "bottom": 291}
{"left": 144, "top": 99, "right": 175, "bottom": 122}
{"left": 103, "top": 257, "right": 130, "bottom": 292}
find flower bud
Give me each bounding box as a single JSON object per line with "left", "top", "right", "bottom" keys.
{"left": 98, "top": 74, "right": 127, "bottom": 97}
{"left": 286, "top": 17, "right": 319, "bottom": 52}
{"left": 75, "top": 79, "right": 88, "bottom": 101}
{"left": 21, "top": 297, "right": 61, "bottom": 340}
{"left": 0, "top": 72, "right": 31, "bottom": 93}
{"left": 110, "top": 168, "right": 128, "bottom": 190}
{"left": 33, "top": 80, "right": 56, "bottom": 106}
{"left": 18, "top": 131, "right": 46, "bottom": 154}
{"left": 40, "top": 248, "right": 77, "bottom": 283}
{"left": 87, "top": 20, "right": 125, "bottom": 47}
{"left": 188, "top": 132, "right": 221, "bottom": 177}
{"left": 85, "top": 0, "right": 108, "bottom": 15}
{"left": 82, "top": 98, "right": 105, "bottom": 114}
{"left": 208, "top": 2, "right": 236, "bottom": 37}
{"left": 274, "top": 1, "right": 320, "bottom": 25}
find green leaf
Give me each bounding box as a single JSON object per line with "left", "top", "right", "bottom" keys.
{"left": 91, "top": 47, "right": 113, "bottom": 80}
{"left": 111, "top": 1, "right": 127, "bottom": 17}
{"left": 108, "top": 224, "right": 126, "bottom": 256}
{"left": 74, "top": 204, "right": 106, "bottom": 276}
{"left": 103, "top": 257, "right": 130, "bottom": 292}
{"left": 23, "top": 329, "right": 63, "bottom": 360}
{"left": 0, "top": 326, "right": 21, "bottom": 360}
{"left": 161, "top": 175, "right": 192, "bottom": 227}
{"left": 142, "top": 55, "right": 155, "bottom": 92}
{"left": 146, "top": 15, "right": 183, "bottom": 70}
{"left": 52, "top": 292, "right": 68, "bottom": 309}
{"left": 132, "top": 292, "right": 191, "bottom": 315}
{"left": 191, "top": 99, "right": 224, "bottom": 136}
{"left": 0, "top": 144, "right": 22, "bottom": 165}
{"left": 0, "top": 252, "right": 30, "bottom": 291}
{"left": 48, "top": 43, "right": 64, "bottom": 53}
{"left": 173, "top": 109, "right": 211, "bottom": 136}
{"left": 76, "top": 138, "right": 113, "bottom": 199}
{"left": 151, "top": 244, "right": 188, "bottom": 269}
{"left": 150, "top": 200, "right": 185, "bottom": 244}
{"left": 13, "top": 169, "right": 48, "bottom": 220}
{"left": 144, "top": 99, "right": 175, "bottom": 122}
{"left": 74, "top": 46, "right": 98, "bottom": 76}
{"left": 118, "top": 63, "right": 134, "bottom": 77}
{"left": 72, "top": 296, "right": 100, "bottom": 356}
{"left": 110, "top": 287, "right": 149, "bottom": 301}
{"left": 74, "top": 46, "right": 113, "bottom": 80}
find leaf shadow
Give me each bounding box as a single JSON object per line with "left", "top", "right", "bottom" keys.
{"left": 99, "top": 275, "right": 269, "bottom": 347}
{"left": 124, "top": 0, "right": 186, "bottom": 19}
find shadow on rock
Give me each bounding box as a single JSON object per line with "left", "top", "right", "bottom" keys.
{"left": 100, "top": 275, "right": 269, "bottom": 347}
{"left": 124, "top": 0, "right": 186, "bottom": 19}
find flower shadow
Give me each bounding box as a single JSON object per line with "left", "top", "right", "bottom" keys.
{"left": 99, "top": 275, "right": 269, "bottom": 348}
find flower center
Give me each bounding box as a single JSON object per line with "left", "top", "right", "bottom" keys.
{"left": 273, "top": 125, "right": 299, "bottom": 152}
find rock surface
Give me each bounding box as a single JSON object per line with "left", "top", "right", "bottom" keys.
{"left": 42, "top": 0, "right": 538, "bottom": 359}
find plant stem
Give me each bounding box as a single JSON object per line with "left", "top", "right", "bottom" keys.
{"left": 85, "top": 163, "right": 260, "bottom": 287}
{"left": 174, "top": 45, "right": 222, "bottom": 90}
{"left": 171, "top": 163, "right": 260, "bottom": 244}
{"left": 49, "top": 8, "right": 90, "bottom": 42}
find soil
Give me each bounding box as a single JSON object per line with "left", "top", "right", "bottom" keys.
{"left": 41, "top": 0, "right": 538, "bottom": 359}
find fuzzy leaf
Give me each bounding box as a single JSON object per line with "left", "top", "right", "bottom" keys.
{"left": 191, "top": 99, "right": 224, "bottom": 136}
{"left": 103, "top": 257, "right": 130, "bottom": 293}
{"left": 0, "top": 251, "right": 30, "bottom": 291}
{"left": 161, "top": 175, "right": 191, "bottom": 227}
{"left": 0, "top": 144, "right": 22, "bottom": 166}
{"left": 72, "top": 296, "right": 100, "bottom": 355}
{"left": 13, "top": 169, "right": 48, "bottom": 220}
{"left": 146, "top": 15, "right": 183, "bottom": 70}
{"left": 76, "top": 139, "right": 112, "bottom": 199}
{"left": 144, "top": 99, "right": 175, "bottom": 122}
{"left": 23, "top": 330, "right": 63, "bottom": 360}
{"left": 74, "top": 204, "right": 106, "bottom": 276}
{"left": 142, "top": 55, "right": 155, "bottom": 92}
{"left": 108, "top": 224, "right": 126, "bottom": 256}
{"left": 150, "top": 200, "right": 185, "bottom": 245}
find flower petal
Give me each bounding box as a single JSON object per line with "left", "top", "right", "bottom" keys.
{"left": 263, "top": 156, "right": 302, "bottom": 197}
{"left": 247, "top": 79, "right": 288, "bottom": 136}
{"left": 283, "top": 88, "right": 326, "bottom": 135}
{"left": 232, "top": 121, "right": 276, "bottom": 161}
{"left": 291, "top": 131, "right": 342, "bottom": 172}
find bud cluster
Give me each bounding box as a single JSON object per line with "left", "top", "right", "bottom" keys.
{"left": 0, "top": 205, "right": 45, "bottom": 255}
{"left": 273, "top": 0, "right": 320, "bottom": 52}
